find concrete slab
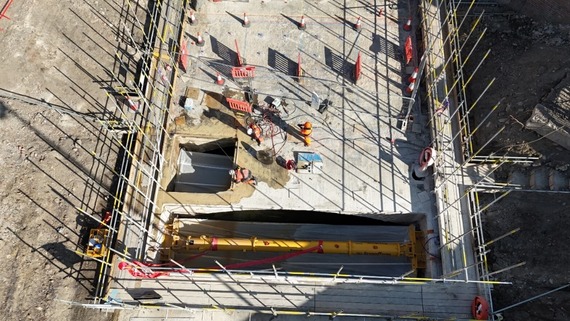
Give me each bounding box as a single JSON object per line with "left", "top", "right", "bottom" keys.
{"left": 158, "top": 0, "right": 428, "bottom": 216}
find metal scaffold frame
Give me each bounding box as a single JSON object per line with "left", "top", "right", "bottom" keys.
{"left": 75, "top": 0, "right": 191, "bottom": 304}
{"left": 417, "top": 1, "right": 521, "bottom": 319}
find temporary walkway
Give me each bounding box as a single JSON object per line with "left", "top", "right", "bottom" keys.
{"left": 109, "top": 274, "right": 479, "bottom": 320}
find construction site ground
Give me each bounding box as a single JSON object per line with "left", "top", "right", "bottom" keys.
{"left": 0, "top": 1, "right": 119, "bottom": 320}
{"left": 465, "top": 10, "right": 570, "bottom": 321}
{"left": 0, "top": 1, "right": 569, "bottom": 321}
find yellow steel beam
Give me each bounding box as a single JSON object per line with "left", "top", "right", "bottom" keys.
{"left": 174, "top": 235, "right": 409, "bottom": 257}
{"left": 170, "top": 225, "right": 425, "bottom": 269}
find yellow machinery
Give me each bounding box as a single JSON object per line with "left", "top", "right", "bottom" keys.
{"left": 168, "top": 224, "right": 426, "bottom": 270}
{"left": 85, "top": 229, "right": 108, "bottom": 258}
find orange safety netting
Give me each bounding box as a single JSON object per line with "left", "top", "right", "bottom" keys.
{"left": 179, "top": 38, "right": 189, "bottom": 72}
{"left": 405, "top": 36, "right": 413, "bottom": 64}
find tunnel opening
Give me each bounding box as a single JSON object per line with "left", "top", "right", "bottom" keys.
{"left": 167, "top": 138, "right": 236, "bottom": 193}
{"left": 180, "top": 137, "right": 236, "bottom": 157}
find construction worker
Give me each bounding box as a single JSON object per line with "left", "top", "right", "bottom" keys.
{"left": 298, "top": 121, "right": 312, "bottom": 146}
{"left": 229, "top": 166, "right": 257, "bottom": 185}
{"left": 248, "top": 123, "right": 263, "bottom": 146}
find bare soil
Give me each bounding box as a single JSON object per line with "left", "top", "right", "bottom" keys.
{"left": 0, "top": 0, "right": 124, "bottom": 320}
{"left": 465, "top": 11, "right": 570, "bottom": 321}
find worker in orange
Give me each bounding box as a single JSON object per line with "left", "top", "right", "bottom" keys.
{"left": 229, "top": 166, "right": 257, "bottom": 185}
{"left": 298, "top": 121, "right": 312, "bottom": 146}
{"left": 248, "top": 123, "right": 263, "bottom": 146}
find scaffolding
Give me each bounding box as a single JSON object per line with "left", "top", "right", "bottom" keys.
{"left": 59, "top": 0, "right": 539, "bottom": 319}
{"left": 419, "top": 1, "right": 537, "bottom": 319}
{"left": 69, "top": 0, "right": 193, "bottom": 304}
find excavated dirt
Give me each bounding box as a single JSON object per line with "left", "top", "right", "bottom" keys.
{"left": 0, "top": 0, "right": 123, "bottom": 320}
{"left": 464, "top": 10, "right": 570, "bottom": 321}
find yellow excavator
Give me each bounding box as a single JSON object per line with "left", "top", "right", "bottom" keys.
{"left": 165, "top": 222, "right": 426, "bottom": 270}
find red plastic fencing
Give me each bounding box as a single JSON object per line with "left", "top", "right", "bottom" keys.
{"left": 226, "top": 97, "right": 253, "bottom": 113}
{"left": 234, "top": 39, "right": 242, "bottom": 67}
{"left": 354, "top": 51, "right": 362, "bottom": 82}
{"left": 231, "top": 66, "right": 255, "bottom": 79}
{"left": 179, "top": 38, "right": 189, "bottom": 72}
{"left": 405, "top": 36, "right": 413, "bottom": 64}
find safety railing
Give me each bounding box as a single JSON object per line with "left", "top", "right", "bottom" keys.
{"left": 420, "top": 1, "right": 498, "bottom": 316}
{"left": 87, "top": 0, "right": 189, "bottom": 304}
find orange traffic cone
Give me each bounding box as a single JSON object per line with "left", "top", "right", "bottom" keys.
{"left": 243, "top": 13, "right": 251, "bottom": 28}
{"left": 298, "top": 15, "right": 306, "bottom": 30}
{"left": 196, "top": 32, "right": 205, "bottom": 47}
{"left": 406, "top": 80, "right": 415, "bottom": 94}
{"left": 161, "top": 73, "right": 169, "bottom": 85}
{"left": 215, "top": 73, "right": 225, "bottom": 85}
{"left": 354, "top": 16, "right": 362, "bottom": 31}
{"left": 126, "top": 96, "right": 138, "bottom": 112}
{"left": 189, "top": 10, "right": 196, "bottom": 25}
{"left": 403, "top": 16, "right": 412, "bottom": 31}
{"left": 408, "top": 67, "right": 419, "bottom": 83}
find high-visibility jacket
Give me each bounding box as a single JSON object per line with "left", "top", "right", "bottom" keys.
{"left": 251, "top": 124, "right": 262, "bottom": 142}
{"left": 235, "top": 168, "right": 252, "bottom": 183}
{"left": 300, "top": 126, "right": 312, "bottom": 136}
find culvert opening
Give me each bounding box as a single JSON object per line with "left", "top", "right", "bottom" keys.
{"left": 168, "top": 138, "right": 236, "bottom": 193}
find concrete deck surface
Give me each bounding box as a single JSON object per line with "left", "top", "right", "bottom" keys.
{"left": 156, "top": 0, "right": 434, "bottom": 216}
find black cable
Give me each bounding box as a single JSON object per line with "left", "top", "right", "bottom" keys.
{"left": 423, "top": 235, "right": 441, "bottom": 259}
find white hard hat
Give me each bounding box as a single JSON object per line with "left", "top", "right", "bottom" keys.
{"left": 247, "top": 127, "right": 253, "bottom": 135}
{"left": 229, "top": 169, "right": 235, "bottom": 175}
